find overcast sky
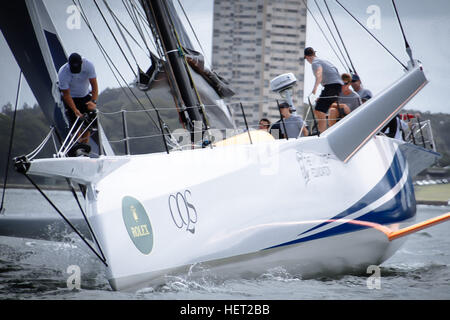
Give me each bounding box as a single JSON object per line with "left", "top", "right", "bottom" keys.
{"left": 1, "top": 0, "right": 449, "bottom": 114}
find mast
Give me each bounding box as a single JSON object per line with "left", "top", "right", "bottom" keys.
{"left": 140, "top": 0, "right": 203, "bottom": 130}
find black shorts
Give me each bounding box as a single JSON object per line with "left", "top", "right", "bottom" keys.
{"left": 64, "top": 94, "right": 92, "bottom": 126}
{"left": 315, "top": 83, "right": 342, "bottom": 114}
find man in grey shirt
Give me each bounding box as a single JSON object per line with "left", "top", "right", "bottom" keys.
{"left": 328, "top": 73, "right": 361, "bottom": 127}
{"left": 305, "top": 47, "right": 343, "bottom": 134}
{"left": 270, "top": 102, "right": 309, "bottom": 139}
{"left": 338, "top": 79, "right": 361, "bottom": 112}
{"left": 351, "top": 74, "right": 372, "bottom": 102}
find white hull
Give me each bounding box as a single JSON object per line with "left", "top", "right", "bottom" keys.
{"left": 110, "top": 225, "right": 409, "bottom": 291}
{"left": 3, "top": 1, "right": 445, "bottom": 292}
{"left": 19, "top": 64, "right": 437, "bottom": 291}
{"left": 45, "top": 135, "right": 416, "bottom": 291}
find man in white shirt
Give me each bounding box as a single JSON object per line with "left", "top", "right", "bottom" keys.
{"left": 58, "top": 52, "right": 98, "bottom": 144}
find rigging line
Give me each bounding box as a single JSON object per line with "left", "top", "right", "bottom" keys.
{"left": 93, "top": 0, "right": 138, "bottom": 77}
{"left": 63, "top": 116, "right": 100, "bottom": 157}
{"left": 141, "top": 0, "right": 172, "bottom": 63}
{"left": 120, "top": 2, "right": 177, "bottom": 144}
{"left": 143, "top": 0, "right": 193, "bottom": 131}
{"left": 135, "top": 1, "right": 162, "bottom": 52}
{"left": 313, "top": 0, "right": 351, "bottom": 73}
{"left": 105, "top": 0, "right": 170, "bottom": 153}
{"left": 75, "top": 2, "right": 135, "bottom": 105}
{"left": 391, "top": 0, "right": 414, "bottom": 66}
{"left": 125, "top": 0, "right": 145, "bottom": 36}
{"left": 163, "top": 2, "right": 211, "bottom": 132}
{"left": 20, "top": 173, "right": 108, "bottom": 267}
{"left": 301, "top": 0, "right": 347, "bottom": 72}
{"left": 102, "top": 0, "right": 141, "bottom": 68}
{"left": 117, "top": 3, "right": 173, "bottom": 151}
{"left": 96, "top": 0, "right": 169, "bottom": 154}
{"left": 66, "top": 178, "right": 107, "bottom": 264}
{"left": 60, "top": 120, "right": 86, "bottom": 156}
{"left": 128, "top": 0, "right": 162, "bottom": 58}
{"left": 131, "top": 0, "right": 149, "bottom": 21}
{"left": 51, "top": 128, "right": 59, "bottom": 154}
{"left": 77, "top": 5, "right": 171, "bottom": 155}
{"left": 121, "top": 0, "right": 149, "bottom": 50}
{"left": 334, "top": 0, "right": 408, "bottom": 70}
{"left": 58, "top": 115, "right": 82, "bottom": 155}
{"left": 140, "top": 0, "right": 174, "bottom": 65}
{"left": 0, "top": 71, "right": 22, "bottom": 214}
{"left": 176, "top": 0, "right": 210, "bottom": 67}
{"left": 102, "top": 1, "right": 151, "bottom": 59}
{"left": 122, "top": 0, "right": 154, "bottom": 56}
{"left": 74, "top": 0, "right": 136, "bottom": 103}
{"left": 74, "top": 0, "right": 160, "bottom": 130}
{"left": 74, "top": 0, "right": 134, "bottom": 90}
{"left": 26, "top": 127, "right": 55, "bottom": 160}
{"left": 100, "top": 0, "right": 174, "bottom": 143}
{"left": 323, "top": 0, "right": 356, "bottom": 74}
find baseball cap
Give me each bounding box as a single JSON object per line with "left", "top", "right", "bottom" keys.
{"left": 351, "top": 74, "right": 360, "bottom": 82}
{"left": 304, "top": 47, "right": 316, "bottom": 57}
{"left": 279, "top": 102, "right": 290, "bottom": 109}
{"left": 69, "top": 53, "right": 82, "bottom": 74}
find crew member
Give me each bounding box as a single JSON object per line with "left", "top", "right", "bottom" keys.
{"left": 270, "top": 102, "right": 309, "bottom": 139}
{"left": 351, "top": 74, "right": 372, "bottom": 103}
{"left": 328, "top": 73, "right": 362, "bottom": 127}
{"left": 382, "top": 114, "right": 409, "bottom": 140}
{"left": 58, "top": 52, "right": 98, "bottom": 145}
{"left": 259, "top": 118, "right": 271, "bottom": 132}
{"left": 304, "top": 47, "right": 343, "bottom": 133}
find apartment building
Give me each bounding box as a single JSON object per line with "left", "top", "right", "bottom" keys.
{"left": 212, "top": 0, "right": 307, "bottom": 127}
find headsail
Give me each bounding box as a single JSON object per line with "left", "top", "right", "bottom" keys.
{"left": 0, "top": 0, "right": 113, "bottom": 156}
{"left": 0, "top": 0, "right": 68, "bottom": 138}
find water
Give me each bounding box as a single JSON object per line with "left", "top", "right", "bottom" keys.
{"left": 0, "top": 188, "right": 449, "bottom": 300}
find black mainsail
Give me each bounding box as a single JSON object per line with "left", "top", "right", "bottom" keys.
{"left": 139, "top": 0, "right": 235, "bottom": 137}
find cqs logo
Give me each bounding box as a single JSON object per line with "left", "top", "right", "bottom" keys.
{"left": 122, "top": 196, "right": 154, "bottom": 255}
{"left": 168, "top": 190, "right": 198, "bottom": 234}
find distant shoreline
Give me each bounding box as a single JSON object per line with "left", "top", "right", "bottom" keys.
{"left": 416, "top": 200, "right": 449, "bottom": 206}
{"left": 1, "top": 183, "right": 71, "bottom": 191}
{"left": 414, "top": 184, "right": 450, "bottom": 207}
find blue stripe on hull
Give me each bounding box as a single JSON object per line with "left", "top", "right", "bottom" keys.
{"left": 265, "top": 148, "right": 416, "bottom": 250}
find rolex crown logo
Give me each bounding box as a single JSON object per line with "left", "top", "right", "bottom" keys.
{"left": 131, "top": 205, "right": 139, "bottom": 222}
